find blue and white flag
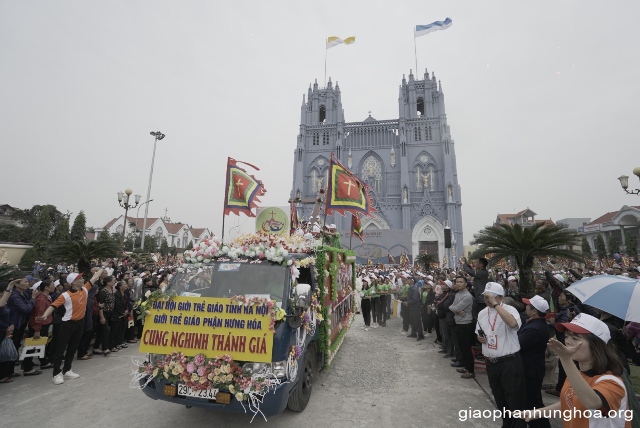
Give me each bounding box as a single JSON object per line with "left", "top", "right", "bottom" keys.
{"left": 415, "top": 18, "right": 453, "bottom": 38}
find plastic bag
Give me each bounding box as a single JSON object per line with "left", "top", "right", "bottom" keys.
{"left": 0, "top": 336, "right": 19, "bottom": 362}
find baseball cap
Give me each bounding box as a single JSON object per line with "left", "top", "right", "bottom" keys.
{"left": 522, "top": 295, "right": 549, "bottom": 312}
{"left": 443, "top": 280, "right": 453, "bottom": 287}
{"left": 507, "top": 276, "right": 517, "bottom": 282}
{"left": 31, "top": 281, "right": 42, "bottom": 291}
{"left": 66, "top": 273, "right": 83, "bottom": 284}
{"left": 482, "top": 282, "right": 504, "bottom": 296}
{"left": 556, "top": 313, "right": 611, "bottom": 344}
{"left": 554, "top": 274, "right": 565, "bottom": 284}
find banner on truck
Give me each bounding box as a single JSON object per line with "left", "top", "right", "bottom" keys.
{"left": 139, "top": 296, "right": 274, "bottom": 363}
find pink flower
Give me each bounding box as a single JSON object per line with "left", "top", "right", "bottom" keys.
{"left": 194, "top": 354, "right": 205, "bottom": 366}
{"left": 197, "top": 366, "right": 206, "bottom": 377}
{"left": 186, "top": 363, "right": 195, "bottom": 374}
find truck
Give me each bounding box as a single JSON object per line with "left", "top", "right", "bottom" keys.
{"left": 136, "top": 234, "right": 356, "bottom": 419}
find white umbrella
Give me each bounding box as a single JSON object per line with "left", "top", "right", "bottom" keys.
{"left": 566, "top": 275, "right": 640, "bottom": 322}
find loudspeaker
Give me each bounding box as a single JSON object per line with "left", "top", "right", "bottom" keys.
{"left": 444, "top": 228, "right": 452, "bottom": 249}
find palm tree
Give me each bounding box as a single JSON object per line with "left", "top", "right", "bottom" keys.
{"left": 0, "top": 263, "right": 18, "bottom": 282}
{"left": 415, "top": 253, "right": 438, "bottom": 271}
{"left": 50, "top": 240, "right": 120, "bottom": 277}
{"left": 470, "top": 223, "right": 582, "bottom": 297}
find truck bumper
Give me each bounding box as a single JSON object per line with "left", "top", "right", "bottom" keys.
{"left": 139, "top": 376, "right": 294, "bottom": 417}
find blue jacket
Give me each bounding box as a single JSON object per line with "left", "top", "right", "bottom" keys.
{"left": 408, "top": 281, "right": 423, "bottom": 306}
{"left": 8, "top": 289, "right": 36, "bottom": 329}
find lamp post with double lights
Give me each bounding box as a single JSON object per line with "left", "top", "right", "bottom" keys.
{"left": 141, "top": 131, "right": 165, "bottom": 250}
{"left": 618, "top": 167, "right": 640, "bottom": 195}
{"left": 117, "top": 189, "right": 141, "bottom": 241}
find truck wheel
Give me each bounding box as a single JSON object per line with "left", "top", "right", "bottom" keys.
{"left": 287, "top": 350, "right": 313, "bottom": 412}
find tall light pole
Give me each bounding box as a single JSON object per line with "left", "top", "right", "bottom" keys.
{"left": 134, "top": 199, "right": 153, "bottom": 251}
{"left": 141, "top": 131, "right": 165, "bottom": 250}
{"left": 117, "top": 189, "right": 141, "bottom": 241}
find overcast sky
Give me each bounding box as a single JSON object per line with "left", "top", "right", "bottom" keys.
{"left": 1, "top": 1, "right": 639, "bottom": 245}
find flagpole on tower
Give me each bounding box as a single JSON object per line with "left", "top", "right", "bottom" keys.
{"left": 413, "top": 28, "right": 418, "bottom": 74}
{"left": 324, "top": 39, "right": 328, "bottom": 86}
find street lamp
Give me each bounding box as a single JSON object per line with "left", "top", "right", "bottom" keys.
{"left": 117, "top": 188, "right": 141, "bottom": 240}
{"left": 618, "top": 167, "right": 640, "bottom": 195}
{"left": 133, "top": 199, "right": 153, "bottom": 251}
{"left": 141, "top": 131, "right": 165, "bottom": 250}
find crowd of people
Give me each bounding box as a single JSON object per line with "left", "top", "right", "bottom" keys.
{"left": 2, "top": 253, "right": 640, "bottom": 426}
{"left": 355, "top": 258, "right": 640, "bottom": 428}
{"left": 0, "top": 258, "right": 177, "bottom": 385}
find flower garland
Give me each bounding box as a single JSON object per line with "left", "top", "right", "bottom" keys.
{"left": 182, "top": 233, "right": 313, "bottom": 265}
{"left": 132, "top": 352, "right": 281, "bottom": 422}
{"left": 134, "top": 289, "right": 177, "bottom": 321}
{"left": 229, "top": 295, "right": 279, "bottom": 331}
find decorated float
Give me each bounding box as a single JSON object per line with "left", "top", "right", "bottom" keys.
{"left": 133, "top": 232, "right": 356, "bottom": 420}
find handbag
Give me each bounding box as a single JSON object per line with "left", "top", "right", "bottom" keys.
{"left": 0, "top": 336, "right": 19, "bottom": 362}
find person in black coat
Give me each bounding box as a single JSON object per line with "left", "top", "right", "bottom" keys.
{"left": 519, "top": 295, "right": 551, "bottom": 428}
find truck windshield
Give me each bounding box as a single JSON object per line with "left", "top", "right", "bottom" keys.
{"left": 166, "top": 262, "right": 287, "bottom": 304}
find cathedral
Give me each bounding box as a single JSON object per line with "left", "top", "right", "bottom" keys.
{"left": 290, "top": 70, "right": 463, "bottom": 266}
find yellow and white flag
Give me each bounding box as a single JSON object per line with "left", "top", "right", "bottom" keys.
{"left": 326, "top": 36, "right": 356, "bottom": 49}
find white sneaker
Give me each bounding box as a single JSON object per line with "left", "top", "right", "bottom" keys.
{"left": 372, "top": 323, "right": 378, "bottom": 329}
{"left": 399, "top": 330, "right": 406, "bottom": 334}
{"left": 63, "top": 370, "right": 80, "bottom": 379}
{"left": 52, "top": 373, "right": 64, "bottom": 385}
{"left": 363, "top": 327, "right": 369, "bottom": 331}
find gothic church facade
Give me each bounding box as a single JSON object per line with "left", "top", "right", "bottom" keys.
{"left": 290, "top": 70, "right": 463, "bottom": 266}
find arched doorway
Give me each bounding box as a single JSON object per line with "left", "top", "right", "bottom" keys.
{"left": 411, "top": 215, "right": 445, "bottom": 265}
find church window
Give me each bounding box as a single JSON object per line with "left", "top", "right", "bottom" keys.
{"left": 312, "top": 133, "right": 319, "bottom": 145}
{"left": 361, "top": 155, "right": 382, "bottom": 193}
{"left": 414, "top": 127, "right": 421, "bottom": 141}
{"left": 417, "top": 98, "right": 425, "bottom": 116}
{"left": 323, "top": 133, "right": 329, "bottom": 145}
{"left": 427, "top": 125, "right": 432, "bottom": 140}
{"left": 183, "top": 232, "right": 189, "bottom": 246}
{"left": 319, "top": 105, "right": 326, "bottom": 123}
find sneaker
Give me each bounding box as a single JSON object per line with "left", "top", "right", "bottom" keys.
{"left": 52, "top": 373, "right": 64, "bottom": 385}
{"left": 372, "top": 323, "right": 378, "bottom": 329}
{"left": 461, "top": 373, "right": 476, "bottom": 379}
{"left": 40, "top": 363, "right": 53, "bottom": 369}
{"left": 363, "top": 327, "right": 369, "bottom": 331}
{"left": 63, "top": 370, "right": 80, "bottom": 379}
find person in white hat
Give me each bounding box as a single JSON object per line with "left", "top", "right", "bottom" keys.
{"left": 526, "top": 313, "right": 630, "bottom": 427}
{"left": 475, "top": 282, "right": 525, "bottom": 428}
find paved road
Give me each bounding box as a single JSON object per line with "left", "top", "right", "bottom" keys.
{"left": 0, "top": 315, "right": 560, "bottom": 427}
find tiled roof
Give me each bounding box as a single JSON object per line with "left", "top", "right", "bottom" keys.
{"left": 165, "top": 222, "right": 187, "bottom": 234}
{"left": 587, "top": 211, "right": 618, "bottom": 226}
{"left": 190, "top": 228, "right": 207, "bottom": 237}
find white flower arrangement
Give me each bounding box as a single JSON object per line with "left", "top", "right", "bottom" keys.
{"left": 182, "top": 233, "right": 314, "bottom": 265}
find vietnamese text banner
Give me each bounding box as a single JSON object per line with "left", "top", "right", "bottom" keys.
{"left": 139, "top": 297, "right": 274, "bottom": 363}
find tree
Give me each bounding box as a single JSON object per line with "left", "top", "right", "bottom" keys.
{"left": 143, "top": 236, "right": 158, "bottom": 253}
{"left": 471, "top": 223, "right": 582, "bottom": 297}
{"left": 581, "top": 236, "right": 593, "bottom": 258}
{"left": 415, "top": 253, "right": 438, "bottom": 271}
{"left": 19, "top": 247, "right": 39, "bottom": 271}
{"left": 11, "top": 204, "right": 64, "bottom": 237}
{"left": 625, "top": 232, "right": 638, "bottom": 259}
{"left": 33, "top": 205, "right": 52, "bottom": 261}
{"left": 0, "top": 223, "right": 30, "bottom": 243}
{"left": 50, "top": 240, "right": 120, "bottom": 278}
{"left": 51, "top": 216, "right": 71, "bottom": 243}
{"left": 608, "top": 237, "right": 621, "bottom": 258}
{"left": 186, "top": 240, "right": 193, "bottom": 251}
{"left": 595, "top": 235, "right": 607, "bottom": 260}
{"left": 160, "top": 237, "right": 169, "bottom": 257}
{"left": 170, "top": 245, "right": 178, "bottom": 257}
{"left": 70, "top": 211, "right": 87, "bottom": 242}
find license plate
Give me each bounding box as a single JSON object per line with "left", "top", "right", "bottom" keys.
{"left": 177, "top": 384, "right": 218, "bottom": 400}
